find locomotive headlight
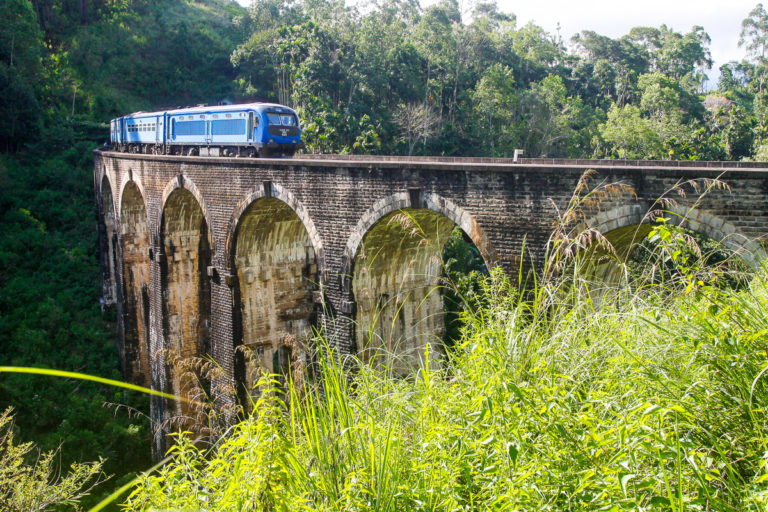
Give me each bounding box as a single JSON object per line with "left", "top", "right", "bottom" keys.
{"left": 269, "top": 138, "right": 274, "bottom": 143}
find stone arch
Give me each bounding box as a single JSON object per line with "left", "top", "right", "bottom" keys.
{"left": 227, "top": 186, "right": 319, "bottom": 404}
{"left": 346, "top": 193, "right": 493, "bottom": 373}
{"left": 160, "top": 186, "right": 212, "bottom": 420}
{"left": 345, "top": 192, "right": 496, "bottom": 269}
{"left": 99, "top": 175, "right": 119, "bottom": 306}
{"left": 118, "top": 170, "right": 148, "bottom": 219}
{"left": 225, "top": 183, "right": 324, "bottom": 275}
{"left": 582, "top": 203, "right": 765, "bottom": 268}
{"left": 160, "top": 175, "right": 214, "bottom": 251}
{"left": 665, "top": 205, "right": 765, "bottom": 267}
{"left": 120, "top": 181, "right": 151, "bottom": 386}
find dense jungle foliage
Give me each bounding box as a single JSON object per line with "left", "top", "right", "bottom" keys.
{"left": 3, "top": 0, "right": 768, "bottom": 509}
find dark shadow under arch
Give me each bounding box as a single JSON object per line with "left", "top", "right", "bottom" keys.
{"left": 99, "top": 175, "right": 118, "bottom": 307}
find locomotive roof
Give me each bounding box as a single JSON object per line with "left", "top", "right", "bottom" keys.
{"left": 124, "top": 102, "right": 296, "bottom": 118}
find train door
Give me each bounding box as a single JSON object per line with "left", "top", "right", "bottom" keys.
{"left": 157, "top": 117, "right": 163, "bottom": 144}
{"left": 247, "top": 112, "right": 254, "bottom": 141}
{"left": 205, "top": 119, "right": 212, "bottom": 144}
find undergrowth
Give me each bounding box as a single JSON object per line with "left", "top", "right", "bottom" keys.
{"left": 121, "top": 238, "right": 768, "bottom": 509}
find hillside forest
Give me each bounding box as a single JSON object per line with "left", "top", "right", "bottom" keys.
{"left": 4, "top": 0, "right": 768, "bottom": 509}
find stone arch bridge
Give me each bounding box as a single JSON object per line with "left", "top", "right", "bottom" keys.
{"left": 94, "top": 151, "right": 768, "bottom": 448}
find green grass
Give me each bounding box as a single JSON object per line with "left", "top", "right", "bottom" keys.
{"left": 118, "top": 248, "right": 768, "bottom": 511}
{"left": 110, "top": 177, "right": 768, "bottom": 510}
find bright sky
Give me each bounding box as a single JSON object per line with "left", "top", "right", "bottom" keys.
{"left": 235, "top": 0, "right": 760, "bottom": 87}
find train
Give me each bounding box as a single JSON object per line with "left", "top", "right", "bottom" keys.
{"left": 109, "top": 102, "right": 301, "bottom": 157}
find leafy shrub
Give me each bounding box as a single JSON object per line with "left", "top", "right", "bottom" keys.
{"left": 121, "top": 251, "right": 768, "bottom": 511}
{"left": 0, "top": 407, "right": 104, "bottom": 511}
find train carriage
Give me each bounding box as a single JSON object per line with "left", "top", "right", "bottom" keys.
{"left": 110, "top": 102, "right": 301, "bottom": 157}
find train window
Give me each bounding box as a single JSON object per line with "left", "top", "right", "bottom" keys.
{"left": 179, "top": 116, "right": 184, "bottom": 120}
{"left": 267, "top": 113, "right": 297, "bottom": 126}
{"left": 225, "top": 113, "right": 232, "bottom": 118}
{"left": 175, "top": 120, "right": 205, "bottom": 136}
{"left": 199, "top": 115, "right": 204, "bottom": 119}
{"left": 213, "top": 114, "right": 219, "bottom": 119}
{"left": 212, "top": 119, "right": 246, "bottom": 135}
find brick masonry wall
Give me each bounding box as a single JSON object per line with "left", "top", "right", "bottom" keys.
{"left": 94, "top": 152, "right": 768, "bottom": 455}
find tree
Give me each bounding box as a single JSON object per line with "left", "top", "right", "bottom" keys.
{"left": 394, "top": 102, "right": 439, "bottom": 155}
{"left": 0, "top": 0, "right": 43, "bottom": 150}
{"left": 599, "top": 103, "right": 663, "bottom": 159}
{"left": 472, "top": 63, "right": 517, "bottom": 155}
{"left": 740, "top": 3, "right": 768, "bottom": 92}
{"left": 626, "top": 25, "right": 712, "bottom": 91}
{"left": 571, "top": 30, "right": 647, "bottom": 107}
{"left": 516, "top": 74, "right": 593, "bottom": 158}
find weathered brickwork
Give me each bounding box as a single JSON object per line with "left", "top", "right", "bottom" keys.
{"left": 161, "top": 187, "right": 211, "bottom": 420}
{"left": 94, "top": 152, "right": 768, "bottom": 454}
{"left": 120, "top": 181, "right": 151, "bottom": 386}
{"left": 233, "top": 197, "right": 316, "bottom": 398}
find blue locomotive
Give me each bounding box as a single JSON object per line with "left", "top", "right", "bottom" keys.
{"left": 109, "top": 102, "right": 301, "bottom": 157}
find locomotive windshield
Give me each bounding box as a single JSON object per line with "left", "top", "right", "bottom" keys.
{"left": 266, "top": 113, "right": 298, "bottom": 126}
